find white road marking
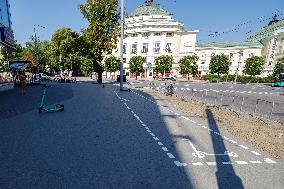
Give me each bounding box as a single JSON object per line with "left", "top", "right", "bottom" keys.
{"left": 235, "top": 161, "right": 248, "bottom": 165}
{"left": 147, "top": 130, "right": 151, "bottom": 133}
{"left": 167, "top": 153, "right": 175, "bottom": 159}
{"left": 222, "top": 162, "right": 234, "bottom": 165}
{"left": 153, "top": 137, "right": 159, "bottom": 141}
{"left": 162, "top": 147, "right": 168, "bottom": 152}
{"left": 145, "top": 127, "right": 149, "bottom": 129}
{"left": 229, "top": 140, "right": 237, "bottom": 144}
{"left": 250, "top": 160, "right": 262, "bottom": 164}
{"left": 192, "top": 162, "right": 203, "bottom": 166}
{"left": 206, "top": 162, "right": 217, "bottom": 165}
{"left": 223, "top": 136, "right": 229, "bottom": 140}
{"left": 238, "top": 145, "right": 249, "bottom": 150}
{"left": 158, "top": 142, "right": 163, "bottom": 146}
{"left": 150, "top": 133, "right": 155, "bottom": 137}
{"left": 174, "top": 161, "right": 187, "bottom": 167}
{"left": 202, "top": 126, "right": 208, "bottom": 129}
{"left": 175, "top": 113, "right": 180, "bottom": 116}
{"left": 251, "top": 151, "right": 261, "bottom": 156}
{"left": 191, "top": 120, "right": 197, "bottom": 124}
{"left": 142, "top": 124, "right": 147, "bottom": 127}
{"left": 264, "top": 158, "right": 276, "bottom": 164}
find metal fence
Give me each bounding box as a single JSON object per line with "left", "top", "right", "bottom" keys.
{"left": 148, "top": 82, "right": 284, "bottom": 123}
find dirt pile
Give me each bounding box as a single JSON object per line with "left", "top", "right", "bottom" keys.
{"left": 142, "top": 88, "right": 284, "bottom": 162}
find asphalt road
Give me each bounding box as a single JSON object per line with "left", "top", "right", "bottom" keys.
{"left": 141, "top": 80, "right": 284, "bottom": 122}
{"left": 0, "top": 83, "right": 283, "bottom": 188}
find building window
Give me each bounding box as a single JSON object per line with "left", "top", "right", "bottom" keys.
{"left": 123, "top": 58, "right": 126, "bottom": 63}
{"left": 165, "top": 43, "right": 172, "bottom": 53}
{"left": 131, "top": 44, "right": 137, "bottom": 54}
{"left": 142, "top": 43, "right": 148, "bottom": 53}
{"left": 142, "top": 33, "right": 149, "bottom": 37}
{"left": 131, "top": 33, "right": 138, "bottom": 37}
{"left": 154, "top": 33, "right": 162, "bottom": 36}
{"left": 154, "top": 42, "right": 160, "bottom": 53}
{"left": 123, "top": 44, "right": 126, "bottom": 54}
{"left": 126, "top": 72, "right": 129, "bottom": 76}
{"left": 249, "top": 53, "right": 254, "bottom": 57}
{"left": 166, "top": 33, "right": 173, "bottom": 37}
{"left": 202, "top": 53, "right": 206, "bottom": 58}
{"left": 211, "top": 52, "right": 215, "bottom": 57}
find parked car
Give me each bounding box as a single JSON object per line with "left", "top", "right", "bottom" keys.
{"left": 35, "top": 73, "right": 51, "bottom": 82}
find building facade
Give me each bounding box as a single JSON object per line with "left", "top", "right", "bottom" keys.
{"left": 108, "top": 0, "right": 284, "bottom": 79}
{"left": 111, "top": 0, "right": 198, "bottom": 78}
{"left": 0, "top": 0, "right": 14, "bottom": 89}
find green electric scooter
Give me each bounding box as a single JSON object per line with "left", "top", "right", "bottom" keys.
{"left": 38, "top": 84, "right": 64, "bottom": 113}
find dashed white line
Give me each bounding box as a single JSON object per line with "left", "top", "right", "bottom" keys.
{"left": 153, "top": 137, "right": 159, "bottom": 141}
{"left": 150, "top": 133, "right": 155, "bottom": 137}
{"left": 229, "top": 140, "right": 237, "bottom": 144}
{"left": 264, "top": 158, "right": 276, "bottom": 164}
{"left": 167, "top": 153, "right": 175, "bottom": 159}
{"left": 239, "top": 145, "right": 249, "bottom": 150}
{"left": 192, "top": 162, "right": 203, "bottom": 166}
{"left": 250, "top": 160, "right": 262, "bottom": 164}
{"left": 162, "top": 147, "right": 168, "bottom": 152}
{"left": 235, "top": 161, "right": 248, "bottom": 165}
{"left": 206, "top": 162, "right": 217, "bottom": 166}
{"left": 251, "top": 151, "right": 261, "bottom": 156}
{"left": 158, "top": 142, "right": 163, "bottom": 146}
{"left": 222, "top": 162, "right": 234, "bottom": 165}
{"left": 174, "top": 161, "right": 187, "bottom": 167}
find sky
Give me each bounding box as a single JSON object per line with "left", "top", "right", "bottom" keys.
{"left": 8, "top": 0, "right": 284, "bottom": 46}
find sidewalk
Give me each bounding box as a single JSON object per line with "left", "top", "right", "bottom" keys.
{"left": 0, "top": 83, "right": 73, "bottom": 121}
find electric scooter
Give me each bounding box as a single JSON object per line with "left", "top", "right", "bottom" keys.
{"left": 38, "top": 84, "right": 64, "bottom": 113}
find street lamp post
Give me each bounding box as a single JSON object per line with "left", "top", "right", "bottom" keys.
{"left": 119, "top": 0, "right": 125, "bottom": 90}
{"left": 34, "top": 25, "right": 45, "bottom": 74}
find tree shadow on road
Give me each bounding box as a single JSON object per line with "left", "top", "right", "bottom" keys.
{"left": 206, "top": 107, "right": 244, "bottom": 189}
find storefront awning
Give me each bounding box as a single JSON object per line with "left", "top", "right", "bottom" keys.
{"left": 9, "top": 61, "right": 31, "bottom": 71}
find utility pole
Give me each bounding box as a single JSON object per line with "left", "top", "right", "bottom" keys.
{"left": 119, "top": 0, "right": 125, "bottom": 90}
{"left": 34, "top": 25, "right": 45, "bottom": 74}
{"left": 234, "top": 50, "right": 243, "bottom": 84}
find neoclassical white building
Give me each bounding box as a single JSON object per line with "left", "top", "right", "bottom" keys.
{"left": 112, "top": 0, "right": 198, "bottom": 78}
{"left": 108, "top": 0, "right": 284, "bottom": 79}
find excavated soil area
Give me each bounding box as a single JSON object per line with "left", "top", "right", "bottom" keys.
{"left": 139, "top": 88, "right": 284, "bottom": 163}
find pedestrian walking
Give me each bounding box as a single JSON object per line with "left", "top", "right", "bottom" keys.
{"left": 19, "top": 71, "right": 27, "bottom": 95}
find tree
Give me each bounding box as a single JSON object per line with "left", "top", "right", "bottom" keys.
{"left": 243, "top": 56, "right": 265, "bottom": 78}
{"left": 129, "top": 56, "right": 145, "bottom": 80}
{"left": 49, "top": 28, "right": 81, "bottom": 73}
{"left": 273, "top": 57, "right": 284, "bottom": 77}
{"left": 12, "top": 43, "right": 24, "bottom": 60}
{"left": 209, "top": 54, "right": 230, "bottom": 77}
{"left": 154, "top": 55, "right": 173, "bottom": 77}
{"left": 105, "top": 56, "right": 120, "bottom": 79}
{"left": 179, "top": 55, "right": 198, "bottom": 80}
{"left": 80, "top": 0, "right": 120, "bottom": 83}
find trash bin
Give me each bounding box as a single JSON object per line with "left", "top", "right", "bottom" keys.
{"left": 117, "top": 75, "right": 126, "bottom": 82}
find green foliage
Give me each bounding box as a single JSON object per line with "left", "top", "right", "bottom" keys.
{"left": 202, "top": 74, "right": 276, "bottom": 83}
{"left": 179, "top": 55, "right": 198, "bottom": 80}
{"left": 154, "top": 55, "right": 173, "bottom": 75}
{"left": 209, "top": 54, "right": 230, "bottom": 77}
{"left": 80, "top": 0, "right": 120, "bottom": 82}
{"left": 273, "top": 57, "right": 284, "bottom": 77}
{"left": 12, "top": 43, "right": 24, "bottom": 60}
{"left": 243, "top": 56, "right": 265, "bottom": 77}
{"left": 129, "top": 56, "right": 145, "bottom": 80}
{"left": 105, "top": 56, "right": 120, "bottom": 73}
{"left": 49, "top": 28, "right": 81, "bottom": 72}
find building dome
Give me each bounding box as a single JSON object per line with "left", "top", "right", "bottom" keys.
{"left": 130, "top": 1, "right": 171, "bottom": 17}
{"left": 247, "top": 18, "right": 284, "bottom": 42}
